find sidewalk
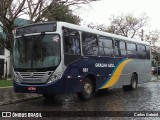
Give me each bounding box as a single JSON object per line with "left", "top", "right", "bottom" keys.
{"left": 0, "top": 87, "right": 41, "bottom": 106}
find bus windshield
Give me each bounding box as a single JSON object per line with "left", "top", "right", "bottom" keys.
{"left": 13, "top": 34, "right": 60, "bottom": 70}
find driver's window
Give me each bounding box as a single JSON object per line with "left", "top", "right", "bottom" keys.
{"left": 63, "top": 28, "right": 81, "bottom": 55}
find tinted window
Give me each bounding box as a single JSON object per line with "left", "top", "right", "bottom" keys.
{"left": 137, "top": 44, "right": 146, "bottom": 52}
{"left": 82, "top": 32, "right": 98, "bottom": 55}
{"left": 146, "top": 46, "right": 150, "bottom": 59}
{"left": 127, "top": 51, "right": 137, "bottom": 58}
{"left": 114, "top": 40, "right": 127, "bottom": 57}
{"left": 127, "top": 43, "right": 136, "bottom": 51}
{"left": 120, "top": 41, "right": 126, "bottom": 50}
{"left": 127, "top": 42, "right": 137, "bottom": 58}
{"left": 14, "top": 34, "right": 61, "bottom": 69}
{"left": 137, "top": 44, "right": 146, "bottom": 59}
{"left": 99, "top": 37, "right": 113, "bottom": 48}
{"left": 64, "top": 29, "right": 81, "bottom": 55}
{"left": 98, "top": 36, "right": 114, "bottom": 57}
{"left": 114, "top": 40, "right": 120, "bottom": 57}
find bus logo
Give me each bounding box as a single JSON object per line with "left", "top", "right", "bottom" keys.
{"left": 2, "top": 112, "right": 11, "bottom": 117}
{"left": 30, "top": 73, "right": 34, "bottom": 77}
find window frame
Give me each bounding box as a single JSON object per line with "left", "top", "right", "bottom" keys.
{"left": 113, "top": 39, "right": 127, "bottom": 58}
{"left": 82, "top": 32, "right": 98, "bottom": 56}
{"left": 63, "top": 28, "right": 81, "bottom": 55}
{"left": 98, "top": 36, "right": 114, "bottom": 57}
{"left": 137, "top": 44, "right": 147, "bottom": 59}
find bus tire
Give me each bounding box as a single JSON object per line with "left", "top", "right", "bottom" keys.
{"left": 123, "top": 74, "right": 137, "bottom": 91}
{"left": 77, "top": 78, "right": 94, "bottom": 101}
{"left": 42, "top": 94, "right": 55, "bottom": 99}
{"left": 130, "top": 74, "right": 138, "bottom": 90}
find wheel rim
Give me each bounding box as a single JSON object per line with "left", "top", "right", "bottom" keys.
{"left": 132, "top": 77, "right": 137, "bottom": 89}
{"left": 84, "top": 82, "right": 92, "bottom": 95}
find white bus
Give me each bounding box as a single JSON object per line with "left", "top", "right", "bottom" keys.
{"left": 13, "top": 21, "right": 151, "bottom": 100}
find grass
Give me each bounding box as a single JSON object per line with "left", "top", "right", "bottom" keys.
{"left": 0, "top": 80, "right": 13, "bottom": 87}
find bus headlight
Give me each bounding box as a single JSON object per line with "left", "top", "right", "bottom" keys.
{"left": 47, "top": 72, "right": 62, "bottom": 83}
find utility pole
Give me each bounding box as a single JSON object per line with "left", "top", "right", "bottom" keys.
{"left": 141, "top": 29, "right": 144, "bottom": 41}
{"left": 155, "top": 55, "right": 159, "bottom": 80}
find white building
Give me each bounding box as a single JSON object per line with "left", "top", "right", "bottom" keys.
{"left": 0, "top": 45, "right": 10, "bottom": 78}
{"left": 0, "top": 24, "right": 10, "bottom": 78}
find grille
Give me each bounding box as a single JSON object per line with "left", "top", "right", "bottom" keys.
{"left": 19, "top": 72, "right": 47, "bottom": 78}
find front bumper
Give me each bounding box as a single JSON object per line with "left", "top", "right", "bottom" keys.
{"left": 13, "top": 79, "right": 64, "bottom": 94}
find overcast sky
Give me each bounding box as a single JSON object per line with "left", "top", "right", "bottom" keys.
{"left": 76, "top": 0, "right": 160, "bottom": 30}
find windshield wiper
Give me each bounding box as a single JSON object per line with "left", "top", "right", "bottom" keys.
{"left": 31, "top": 32, "right": 45, "bottom": 69}
{"left": 21, "top": 34, "right": 28, "bottom": 63}
{"left": 35, "top": 32, "right": 45, "bottom": 43}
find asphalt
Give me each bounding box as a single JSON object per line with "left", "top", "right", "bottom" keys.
{"left": 0, "top": 75, "right": 159, "bottom": 106}
{"left": 0, "top": 87, "right": 41, "bottom": 106}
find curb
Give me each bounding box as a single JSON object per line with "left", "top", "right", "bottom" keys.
{"left": 0, "top": 87, "right": 42, "bottom": 106}
{"left": 0, "top": 86, "right": 13, "bottom": 89}
{"left": 0, "top": 95, "right": 41, "bottom": 106}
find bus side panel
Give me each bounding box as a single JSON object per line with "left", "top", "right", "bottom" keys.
{"left": 61, "top": 57, "right": 90, "bottom": 93}
{"left": 13, "top": 57, "right": 151, "bottom": 94}
{"left": 62, "top": 56, "right": 125, "bottom": 93}
{"left": 109, "top": 59, "right": 151, "bottom": 89}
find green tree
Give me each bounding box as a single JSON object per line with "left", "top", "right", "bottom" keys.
{"left": 45, "top": 4, "right": 81, "bottom": 24}
{"left": 0, "top": 0, "right": 99, "bottom": 76}
{"left": 0, "top": 0, "right": 98, "bottom": 52}
{"left": 0, "top": 0, "right": 26, "bottom": 51}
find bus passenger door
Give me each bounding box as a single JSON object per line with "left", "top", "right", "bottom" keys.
{"left": 63, "top": 28, "right": 81, "bottom": 65}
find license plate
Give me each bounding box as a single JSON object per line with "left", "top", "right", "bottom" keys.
{"left": 28, "top": 86, "right": 37, "bottom": 91}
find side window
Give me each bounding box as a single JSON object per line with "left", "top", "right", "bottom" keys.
{"left": 146, "top": 46, "right": 150, "bottom": 59}
{"left": 120, "top": 41, "right": 126, "bottom": 50}
{"left": 63, "top": 28, "right": 81, "bottom": 55}
{"left": 114, "top": 40, "right": 127, "bottom": 57}
{"left": 120, "top": 41, "right": 127, "bottom": 57}
{"left": 127, "top": 42, "right": 137, "bottom": 58}
{"left": 82, "top": 32, "right": 98, "bottom": 55}
{"left": 114, "top": 40, "right": 120, "bottom": 57}
{"left": 98, "top": 36, "right": 114, "bottom": 57}
{"left": 137, "top": 44, "right": 146, "bottom": 59}
{"left": 137, "top": 44, "right": 146, "bottom": 52}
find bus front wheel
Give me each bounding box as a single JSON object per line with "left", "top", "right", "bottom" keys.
{"left": 77, "top": 78, "right": 95, "bottom": 101}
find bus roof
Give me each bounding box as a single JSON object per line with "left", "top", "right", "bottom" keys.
{"left": 16, "top": 21, "right": 150, "bottom": 46}
{"left": 57, "top": 22, "right": 150, "bottom": 46}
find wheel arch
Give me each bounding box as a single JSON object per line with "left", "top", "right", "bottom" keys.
{"left": 85, "top": 74, "right": 97, "bottom": 89}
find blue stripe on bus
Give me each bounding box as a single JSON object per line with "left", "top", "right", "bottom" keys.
{"left": 99, "top": 58, "right": 127, "bottom": 89}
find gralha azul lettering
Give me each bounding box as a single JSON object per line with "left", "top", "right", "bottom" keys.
{"left": 108, "top": 64, "right": 115, "bottom": 67}
{"left": 95, "top": 63, "right": 115, "bottom": 68}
